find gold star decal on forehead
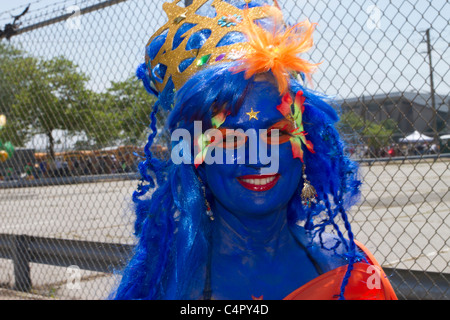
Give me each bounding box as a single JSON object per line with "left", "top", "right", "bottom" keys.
{"left": 246, "top": 108, "right": 260, "bottom": 121}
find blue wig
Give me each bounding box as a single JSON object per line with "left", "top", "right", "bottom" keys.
{"left": 111, "top": 0, "right": 362, "bottom": 300}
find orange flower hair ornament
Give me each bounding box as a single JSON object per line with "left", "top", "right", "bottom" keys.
{"left": 276, "top": 90, "right": 315, "bottom": 162}
{"left": 234, "top": 6, "right": 320, "bottom": 95}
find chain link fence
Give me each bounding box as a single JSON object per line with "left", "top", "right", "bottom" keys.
{"left": 0, "top": 0, "right": 448, "bottom": 300}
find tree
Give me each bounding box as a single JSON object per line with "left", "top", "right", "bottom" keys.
{"left": 0, "top": 43, "right": 32, "bottom": 146}
{"left": 1, "top": 43, "right": 161, "bottom": 156}
{"left": 105, "top": 75, "right": 159, "bottom": 146}
{"left": 11, "top": 55, "right": 89, "bottom": 159}
{"left": 72, "top": 90, "right": 123, "bottom": 149}
{"left": 70, "top": 76, "right": 159, "bottom": 150}
{"left": 338, "top": 111, "right": 397, "bottom": 155}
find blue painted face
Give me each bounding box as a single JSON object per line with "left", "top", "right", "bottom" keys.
{"left": 204, "top": 80, "right": 303, "bottom": 218}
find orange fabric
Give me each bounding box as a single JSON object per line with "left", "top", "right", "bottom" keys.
{"left": 284, "top": 241, "right": 398, "bottom": 300}
{"left": 233, "top": 7, "right": 320, "bottom": 94}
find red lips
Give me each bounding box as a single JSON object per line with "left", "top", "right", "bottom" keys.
{"left": 237, "top": 174, "right": 280, "bottom": 192}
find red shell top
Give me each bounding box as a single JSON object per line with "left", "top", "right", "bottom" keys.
{"left": 283, "top": 240, "right": 398, "bottom": 300}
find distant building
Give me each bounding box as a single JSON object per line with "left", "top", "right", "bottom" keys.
{"left": 339, "top": 92, "right": 449, "bottom": 139}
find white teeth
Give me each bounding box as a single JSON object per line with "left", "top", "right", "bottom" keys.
{"left": 242, "top": 175, "right": 277, "bottom": 185}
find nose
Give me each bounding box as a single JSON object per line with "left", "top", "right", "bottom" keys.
{"left": 244, "top": 130, "right": 273, "bottom": 168}
{"left": 246, "top": 163, "right": 271, "bottom": 171}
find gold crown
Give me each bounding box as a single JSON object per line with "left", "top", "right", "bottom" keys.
{"left": 146, "top": 0, "right": 276, "bottom": 92}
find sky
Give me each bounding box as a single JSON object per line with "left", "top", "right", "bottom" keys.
{"left": 1, "top": 0, "right": 448, "bottom": 96}
{"left": 0, "top": 0, "right": 449, "bottom": 150}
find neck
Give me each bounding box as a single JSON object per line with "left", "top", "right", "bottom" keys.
{"left": 211, "top": 200, "right": 291, "bottom": 257}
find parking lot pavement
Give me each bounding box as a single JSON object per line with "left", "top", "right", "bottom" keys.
{"left": 0, "top": 160, "right": 448, "bottom": 299}
{"left": 0, "top": 288, "right": 53, "bottom": 300}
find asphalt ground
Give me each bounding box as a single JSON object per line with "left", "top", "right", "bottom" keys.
{"left": 0, "top": 159, "right": 448, "bottom": 299}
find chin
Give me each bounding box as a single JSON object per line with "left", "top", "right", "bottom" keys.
{"left": 218, "top": 183, "right": 296, "bottom": 217}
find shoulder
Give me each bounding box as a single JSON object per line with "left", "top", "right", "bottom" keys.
{"left": 289, "top": 225, "right": 387, "bottom": 274}
{"left": 290, "top": 224, "right": 350, "bottom": 273}
{"left": 287, "top": 225, "right": 398, "bottom": 300}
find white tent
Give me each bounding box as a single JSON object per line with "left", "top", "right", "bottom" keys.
{"left": 399, "top": 131, "right": 433, "bottom": 143}
{"left": 440, "top": 134, "right": 450, "bottom": 140}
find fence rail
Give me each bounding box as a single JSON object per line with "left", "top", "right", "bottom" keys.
{"left": 0, "top": 172, "right": 139, "bottom": 189}
{"left": 8, "top": 0, "right": 129, "bottom": 39}
{"left": 0, "top": 234, "right": 132, "bottom": 292}
{"left": 0, "top": 154, "right": 448, "bottom": 189}
{"left": 0, "top": 233, "right": 448, "bottom": 300}
{"left": 0, "top": 0, "right": 449, "bottom": 300}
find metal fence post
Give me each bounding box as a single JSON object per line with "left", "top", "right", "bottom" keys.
{"left": 12, "top": 235, "right": 32, "bottom": 292}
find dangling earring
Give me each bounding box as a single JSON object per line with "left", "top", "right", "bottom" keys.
{"left": 198, "top": 176, "right": 214, "bottom": 221}
{"left": 301, "top": 164, "right": 317, "bottom": 208}
{"left": 202, "top": 185, "right": 214, "bottom": 221}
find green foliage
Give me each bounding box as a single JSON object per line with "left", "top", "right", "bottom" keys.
{"left": 338, "top": 111, "right": 397, "bottom": 150}
{"left": 105, "top": 76, "right": 157, "bottom": 145}
{"left": 10, "top": 54, "right": 89, "bottom": 158}
{"left": 70, "top": 75, "right": 157, "bottom": 149}
{"left": 0, "top": 43, "right": 31, "bottom": 146}
{"left": 0, "top": 42, "right": 158, "bottom": 158}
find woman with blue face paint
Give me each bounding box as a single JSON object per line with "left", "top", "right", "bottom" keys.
{"left": 111, "top": 0, "right": 397, "bottom": 300}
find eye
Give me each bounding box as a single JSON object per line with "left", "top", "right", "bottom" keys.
{"left": 225, "top": 135, "right": 241, "bottom": 143}
{"left": 267, "top": 129, "right": 283, "bottom": 138}
{"left": 267, "top": 130, "right": 277, "bottom": 137}
{"left": 262, "top": 120, "right": 294, "bottom": 145}
{"left": 264, "top": 129, "right": 291, "bottom": 145}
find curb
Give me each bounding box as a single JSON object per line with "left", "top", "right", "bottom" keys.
{"left": 0, "top": 288, "right": 56, "bottom": 300}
